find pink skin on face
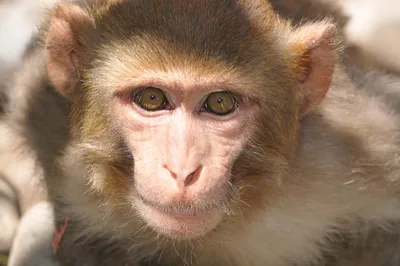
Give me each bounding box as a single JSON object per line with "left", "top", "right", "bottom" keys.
{"left": 111, "top": 72, "right": 255, "bottom": 240}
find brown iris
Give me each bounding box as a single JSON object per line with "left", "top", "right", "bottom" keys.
{"left": 134, "top": 87, "right": 167, "bottom": 111}
{"left": 205, "top": 91, "right": 236, "bottom": 115}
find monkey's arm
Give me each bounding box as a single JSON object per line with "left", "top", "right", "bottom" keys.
{"left": 7, "top": 202, "right": 59, "bottom": 266}
{"left": 0, "top": 175, "right": 18, "bottom": 254}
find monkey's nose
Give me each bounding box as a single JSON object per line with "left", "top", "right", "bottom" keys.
{"left": 165, "top": 165, "right": 202, "bottom": 189}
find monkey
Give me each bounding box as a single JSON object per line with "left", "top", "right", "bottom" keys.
{"left": 2, "top": 0, "right": 400, "bottom": 265}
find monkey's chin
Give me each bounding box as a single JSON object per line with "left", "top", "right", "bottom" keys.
{"left": 135, "top": 199, "right": 224, "bottom": 240}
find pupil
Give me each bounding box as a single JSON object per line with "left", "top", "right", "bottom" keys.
{"left": 217, "top": 97, "right": 223, "bottom": 103}
{"left": 150, "top": 94, "right": 156, "bottom": 100}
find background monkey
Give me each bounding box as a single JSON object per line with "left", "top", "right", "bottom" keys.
{"left": 2, "top": 0, "right": 400, "bottom": 265}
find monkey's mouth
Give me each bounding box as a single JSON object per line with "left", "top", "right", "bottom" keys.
{"left": 134, "top": 196, "right": 225, "bottom": 240}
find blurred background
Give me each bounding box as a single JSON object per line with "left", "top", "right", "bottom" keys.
{"left": 0, "top": 0, "right": 56, "bottom": 78}
{"left": 0, "top": 0, "right": 399, "bottom": 265}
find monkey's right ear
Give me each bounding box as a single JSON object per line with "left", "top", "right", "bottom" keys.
{"left": 45, "top": 4, "right": 94, "bottom": 100}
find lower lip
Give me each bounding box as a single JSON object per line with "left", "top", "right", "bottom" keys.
{"left": 135, "top": 199, "right": 224, "bottom": 240}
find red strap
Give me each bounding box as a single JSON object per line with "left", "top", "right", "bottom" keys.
{"left": 53, "top": 216, "right": 69, "bottom": 254}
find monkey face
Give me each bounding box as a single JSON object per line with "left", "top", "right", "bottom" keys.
{"left": 80, "top": 50, "right": 295, "bottom": 240}
{"left": 78, "top": 41, "right": 293, "bottom": 240}
{"left": 107, "top": 70, "right": 258, "bottom": 239}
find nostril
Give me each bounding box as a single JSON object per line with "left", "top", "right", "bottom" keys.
{"left": 170, "top": 171, "right": 178, "bottom": 180}
{"left": 183, "top": 167, "right": 201, "bottom": 187}
{"left": 184, "top": 171, "right": 195, "bottom": 187}
{"left": 163, "top": 164, "right": 177, "bottom": 179}
{"left": 163, "top": 164, "right": 202, "bottom": 187}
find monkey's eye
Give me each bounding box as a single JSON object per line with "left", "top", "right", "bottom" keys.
{"left": 204, "top": 91, "right": 236, "bottom": 115}
{"left": 134, "top": 87, "right": 168, "bottom": 111}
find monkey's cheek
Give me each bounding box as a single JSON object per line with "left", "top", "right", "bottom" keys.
{"left": 136, "top": 200, "right": 224, "bottom": 240}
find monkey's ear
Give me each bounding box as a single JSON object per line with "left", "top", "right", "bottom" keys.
{"left": 45, "top": 4, "right": 94, "bottom": 100}
{"left": 289, "top": 22, "right": 338, "bottom": 116}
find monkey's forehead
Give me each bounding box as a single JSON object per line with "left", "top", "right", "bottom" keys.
{"left": 87, "top": 0, "right": 285, "bottom": 66}
{"left": 80, "top": 0, "right": 292, "bottom": 93}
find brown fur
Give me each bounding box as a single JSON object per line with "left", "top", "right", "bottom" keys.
{"left": 2, "top": 0, "right": 400, "bottom": 265}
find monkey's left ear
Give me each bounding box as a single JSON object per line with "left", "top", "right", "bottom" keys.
{"left": 44, "top": 4, "right": 94, "bottom": 100}
{"left": 288, "top": 22, "right": 338, "bottom": 116}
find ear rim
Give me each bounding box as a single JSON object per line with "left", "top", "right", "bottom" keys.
{"left": 288, "top": 22, "right": 339, "bottom": 116}
{"left": 43, "top": 3, "right": 94, "bottom": 100}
